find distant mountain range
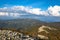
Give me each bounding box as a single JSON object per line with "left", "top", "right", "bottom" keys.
{"left": 0, "top": 15, "right": 60, "bottom": 22}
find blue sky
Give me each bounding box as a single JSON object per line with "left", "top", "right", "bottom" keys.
{"left": 0, "top": 0, "right": 60, "bottom": 10}
{"left": 0, "top": 0, "right": 60, "bottom": 22}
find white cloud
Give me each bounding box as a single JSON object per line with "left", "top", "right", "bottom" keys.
{"left": 48, "top": 5, "right": 60, "bottom": 16}
{"left": 0, "top": 5, "right": 60, "bottom": 16}
{"left": 0, "top": 12, "right": 8, "bottom": 16}
{"left": 11, "top": 6, "right": 49, "bottom": 16}
{"left": 26, "top": 8, "right": 49, "bottom": 16}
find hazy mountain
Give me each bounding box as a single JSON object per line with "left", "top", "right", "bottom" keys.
{"left": 0, "top": 14, "right": 60, "bottom": 22}
{"left": 0, "top": 18, "right": 46, "bottom": 30}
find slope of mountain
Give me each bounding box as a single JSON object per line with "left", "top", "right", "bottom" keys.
{"left": 0, "top": 19, "right": 46, "bottom": 32}
{"left": 38, "top": 25, "right": 60, "bottom": 40}
{"left": 0, "top": 19, "right": 60, "bottom": 40}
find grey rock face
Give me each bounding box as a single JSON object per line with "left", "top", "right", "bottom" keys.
{"left": 0, "top": 30, "right": 35, "bottom": 40}
{"left": 0, "top": 30, "right": 22, "bottom": 40}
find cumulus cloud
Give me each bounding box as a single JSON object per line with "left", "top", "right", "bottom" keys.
{"left": 0, "top": 5, "right": 60, "bottom": 16}
{"left": 48, "top": 5, "right": 60, "bottom": 16}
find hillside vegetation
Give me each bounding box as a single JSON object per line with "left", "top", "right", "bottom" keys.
{"left": 0, "top": 19, "right": 60, "bottom": 40}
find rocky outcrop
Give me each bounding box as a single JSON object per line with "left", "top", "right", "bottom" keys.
{"left": 0, "top": 29, "right": 35, "bottom": 40}
{"left": 0, "top": 30, "right": 22, "bottom": 40}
